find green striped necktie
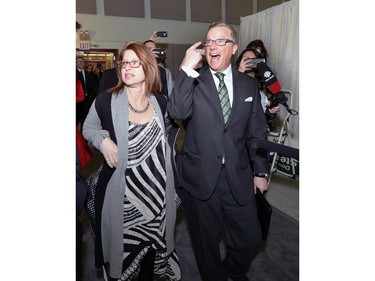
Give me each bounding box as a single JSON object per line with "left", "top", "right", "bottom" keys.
{"left": 215, "top": 72, "right": 231, "bottom": 123}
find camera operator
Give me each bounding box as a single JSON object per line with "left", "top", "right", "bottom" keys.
{"left": 143, "top": 37, "right": 172, "bottom": 98}
{"left": 236, "top": 48, "right": 280, "bottom": 132}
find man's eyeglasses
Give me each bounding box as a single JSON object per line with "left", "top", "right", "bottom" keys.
{"left": 203, "top": 39, "right": 235, "bottom": 47}
{"left": 117, "top": 60, "right": 142, "bottom": 68}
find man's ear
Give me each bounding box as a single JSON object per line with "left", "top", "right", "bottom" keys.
{"left": 232, "top": 43, "right": 239, "bottom": 55}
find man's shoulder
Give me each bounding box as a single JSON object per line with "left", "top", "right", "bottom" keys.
{"left": 158, "top": 65, "right": 167, "bottom": 75}
{"left": 233, "top": 68, "right": 257, "bottom": 84}
{"left": 102, "top": 68, "right": 117, "bottom": 78}
{"left": 103, "top": 67, "right": 116, "bottom": 74}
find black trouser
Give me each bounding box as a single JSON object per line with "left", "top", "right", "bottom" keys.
{"left": 183, "top": 166, "right": 262, "bottom": 281}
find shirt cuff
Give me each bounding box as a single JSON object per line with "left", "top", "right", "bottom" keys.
{"left": 181, "top": 66, "right": 199, "bottom": 78}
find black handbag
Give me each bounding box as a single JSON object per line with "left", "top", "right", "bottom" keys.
{"left": 85, "top": 163, "right": 103, "bottom": 235}
{"left": 255, "top": 188, "right": 272, "bottom": 241}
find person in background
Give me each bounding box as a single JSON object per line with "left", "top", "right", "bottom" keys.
{"left": 143, "top": 39, "right": 171, "bottom": 98}
{"left": 85, "top": 63, "right": 94, "bottom": 73}
{"left": 98, "top": 67, "right": 117, "bottom": 94}
{"left": 246, "top": 39, "right": 268, "bottom": 61}
{"left": 236, "top": 48, "right": 280, "bottom": 132}
{"left": 247, "top": 39, "right": 278, "bottom": 76}
{"left": 76, "top": 56, "right": 97, "bottom": 126}
{"left": 82, "top": 42, "right": 181, "bottom": 281}
{"left": 93, "top": 63, "right": 103, "bottom": 91}
{"left": 148, "top": 32, "right": 174, "bottom": 98}
{"left": 157, "top": 55, "right": 173, "bottom": 97}
{"left": 168, "top": 21, "right": 269, "bottom": 281}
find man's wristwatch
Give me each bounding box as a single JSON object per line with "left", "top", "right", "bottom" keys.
{"left": 254, "top": 173, "right": 270, "bottom": 180}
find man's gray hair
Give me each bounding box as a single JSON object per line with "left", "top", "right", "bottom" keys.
{"left": 207, "top": 21, "right": 237, "bottom": 43}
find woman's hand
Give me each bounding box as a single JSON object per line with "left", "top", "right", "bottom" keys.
{"left": 101, "top": 138, "right": 118, "bottom": 168}
{"left": 238, "top": 57, "right": 252, "bottom": 73}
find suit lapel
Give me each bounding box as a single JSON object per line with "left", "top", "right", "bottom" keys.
{"left": 77, "top": 69, "right": 87, "bottom": 94}
{"left": 231, "top": 68, "right": 241, "bottom": 122}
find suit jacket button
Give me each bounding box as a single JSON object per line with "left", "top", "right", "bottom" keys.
{"left": 224, "top": 129, "right": 227, "bottom": 133}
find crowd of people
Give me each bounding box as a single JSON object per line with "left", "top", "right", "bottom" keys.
{"left": 76, "top": 23, "right": 281, "bottom": 281}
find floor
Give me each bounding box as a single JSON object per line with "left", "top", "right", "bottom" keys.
{"left": 266, "top": 172, "right": 299, "bottom": 222}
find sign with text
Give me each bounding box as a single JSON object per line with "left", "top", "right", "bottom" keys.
{"left": 79, "top": 41, "right": 90, "bottom": 50}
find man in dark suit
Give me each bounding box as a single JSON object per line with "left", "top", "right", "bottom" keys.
{"left": 168, "top": 22, "right": 269, "bottom": 281}
{"left": 98, "top": 67, "right": 118, "bottom": 94}
{"left": 76, "top": 56, "right": 97, "bottom": 126}
{"left": 143, "top": 39, "right": 170, "bottom": 98}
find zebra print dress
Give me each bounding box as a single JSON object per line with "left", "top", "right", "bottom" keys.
{"left": 117, "top": 112, "right": 180, "bottom": 280}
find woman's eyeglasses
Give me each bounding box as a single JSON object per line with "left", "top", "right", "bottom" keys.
{"left": 117, "top": 60, "right": 142, "bottom": 68}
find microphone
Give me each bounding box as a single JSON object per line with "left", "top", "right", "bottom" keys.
{"left": 256, "top": 62, "right": 292, "bottom": 114}
{"left": 256, "top": 62, "right": 282, "bottom": 94}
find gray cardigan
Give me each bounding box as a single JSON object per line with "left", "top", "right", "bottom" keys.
{"left": 82, "top": 89, "right": 178, "bottom": 278}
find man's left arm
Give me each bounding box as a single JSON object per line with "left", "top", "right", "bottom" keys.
{"left": 246, "top": 80, "right": 269, "bottom": 192}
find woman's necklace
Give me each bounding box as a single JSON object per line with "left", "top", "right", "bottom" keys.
{"left": 128, "top": 99, "right": 150, "bottom": 114}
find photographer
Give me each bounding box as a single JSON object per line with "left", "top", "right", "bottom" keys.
{"left": 236, "top": 48, "right": 280, "bottom": 131}
{"left": 143, "top": 38, "right": 172, "bottom": 98}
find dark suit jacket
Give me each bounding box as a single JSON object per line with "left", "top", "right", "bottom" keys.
{"left": 168, "top": 65, "right": 268, "bottom": 205}
{"left": 76, "top": 69, "right": 97, "bottom": 100}
{"left": 158, "top": 65, "right": 168, "bottom": 98}
{"left": 98, "top": 68, "right": 118, "bottom": 94}
{"left": 98, "top": 66, "right": 168, "bottom": 97}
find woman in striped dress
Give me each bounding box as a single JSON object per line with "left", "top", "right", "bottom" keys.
{"left": 83, "top": 42, "right": 180, "bottom": 280}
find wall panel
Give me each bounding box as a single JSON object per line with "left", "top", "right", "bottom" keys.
{"left": 76, "top": 0, "right": 97, "bottom": 14}
{"left": 226, "top": 0, "right": 253, "bottom": 25}
{"left": 191, "top": 0, "right": 222, "bottom": 23}
{"left": 104, "top": 0, "right": 144, "bottom": 18}
{"left": 151, "top": 0, "right": 186, "bottom": 21}
{"left": 257, "top": 0, "right": 283, "bottom": 12}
